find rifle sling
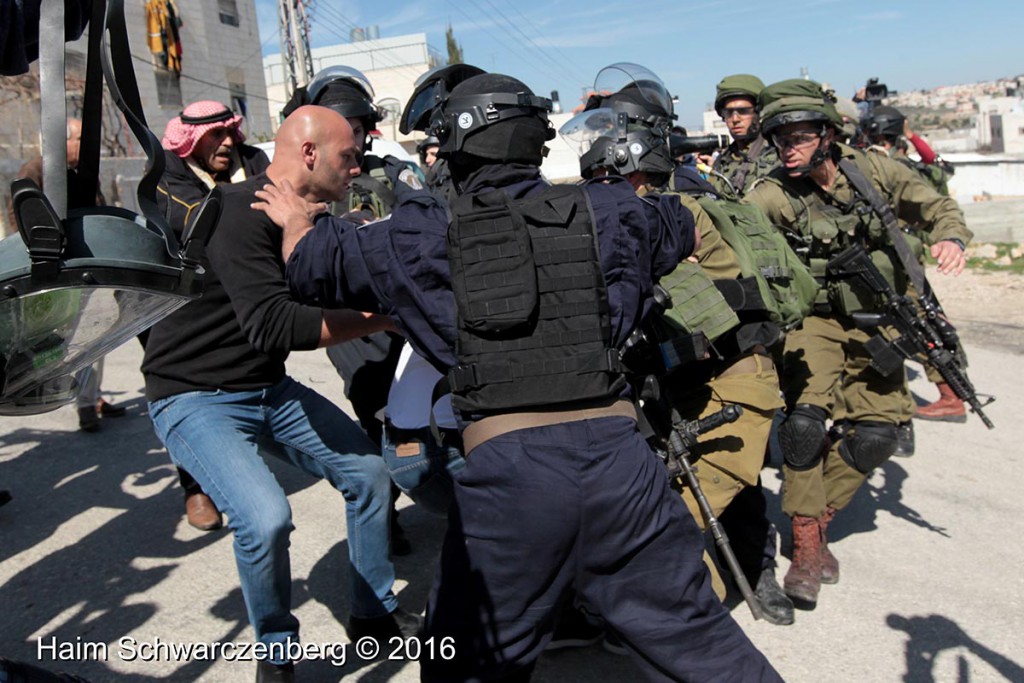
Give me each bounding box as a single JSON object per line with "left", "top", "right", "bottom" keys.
{"left": 729, "top": 135, "right": 765, "bottom": 194}
{"left": 837, "top": 158, "right": 930, "bottom": 298}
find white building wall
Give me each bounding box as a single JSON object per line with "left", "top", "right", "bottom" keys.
{"left": 975, "top": 96, "right": 1021, "bottom": 148}
{"left": 264, "top": 34, "right": 439, "bottom": 147}
{"left": 992, "top": 112, "right": 1024, "bottom": 155}
{"left": 702, "top": 109, "right": 729, "bottom": 136}
{"left": 68, "top": 0, "right": 273, "bottom": 143}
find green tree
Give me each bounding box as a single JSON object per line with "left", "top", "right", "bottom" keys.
{"left": 446, "top": 23, "right": 463, "bottom": 64}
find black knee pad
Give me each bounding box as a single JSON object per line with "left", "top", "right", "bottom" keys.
{"left": 838, "top": 421, "right": 898, "bottom": 474}
{"left": 779, "top": 404, "right": 829, "bottom": 471}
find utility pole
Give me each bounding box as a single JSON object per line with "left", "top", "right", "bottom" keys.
{"left": 278, "top": 0, "right": 315, "bottom": 99}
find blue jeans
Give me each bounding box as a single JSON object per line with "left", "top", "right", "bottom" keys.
{"left": 149, "top": 377, "right": 397, "bottom": 655}
{"left": 380, "top": 423, "right": 465, "bottom": 516}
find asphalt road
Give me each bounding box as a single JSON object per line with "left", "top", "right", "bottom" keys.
{"left": 1, "top": 333, "right": 1021, "bottom": 682}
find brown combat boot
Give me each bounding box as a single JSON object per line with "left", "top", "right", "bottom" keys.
{"left": 784, "top": 515, "right": 822, "bottom": 605}
{"left": 915, "top": 383, "right": 967, "bottom": 423}
{"left": 819, "top": 507, "right": 839, "bottom": 584}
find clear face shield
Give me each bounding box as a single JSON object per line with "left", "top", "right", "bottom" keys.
{"left": 559, "top": 108, "right": 658, "bottom": 178}
{"left": 558, "top": 108, "right": 621, "bottom": 159}
{"left": 593, "top": 62, "right": 674, "bottom": 120}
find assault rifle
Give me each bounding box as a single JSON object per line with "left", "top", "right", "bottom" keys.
{"left": 826, "top": 244, "right": 994, "bottom": 428}
{"left": 635, "top": 373, "right": 762, "bottom": 620}
{"left": 623, "top": 285, "right": 762, "bottom": 619}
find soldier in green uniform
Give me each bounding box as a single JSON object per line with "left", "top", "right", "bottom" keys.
{"left": 709, "top": 74, "right": 779, "bottom": 197}
{"left": 745, "top": 79, "right": 971, "bottom": 606}
{"left": 563, "top": 63, "right": 798, "bottom": 624}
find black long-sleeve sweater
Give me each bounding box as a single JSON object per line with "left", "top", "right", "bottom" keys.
{"left": 142, "top": 173, "right": 323, "bottom": 402}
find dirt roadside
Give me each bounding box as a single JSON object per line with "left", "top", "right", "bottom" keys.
{"left": 927, "top": 266, "right": 1024, "bottom": 354}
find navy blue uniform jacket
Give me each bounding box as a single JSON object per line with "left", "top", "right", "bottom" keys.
{"left": 286, "top": 166, "right": 695, "bottom": 378}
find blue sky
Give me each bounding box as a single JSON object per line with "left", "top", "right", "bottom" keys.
{"left": 256, "top": 0, "right": 1024, "bottom": 130}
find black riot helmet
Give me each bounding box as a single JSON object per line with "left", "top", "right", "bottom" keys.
{"left": 305, "top": 66, "right": 382, "bottom": 150}
{"left": 863, "top": 105, "right": 906, "bottom": 142}
{"left": 560, "top": 63, "right": 676, "bottom": 179}
{"left": 400, "top": 64, "right": 554, "bottom": 166}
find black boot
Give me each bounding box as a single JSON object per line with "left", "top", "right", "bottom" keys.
{"left": 894, "top": 420, "right": 915, "bottom": 457}
{"left": 754, "top": 569, "right": 795, "bottom": 625}
{"left": 348, "top": 607, "right": 424, "bottom": 642}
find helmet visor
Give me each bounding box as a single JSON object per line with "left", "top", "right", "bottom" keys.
{"left": 594, "top": 62, "right": 673, "bottom": 118}
{"left": 400, "top": 64, "right": 486, "bottom": 134}
{"left": 558, "top": 107, "right": 619, "bottom": 157}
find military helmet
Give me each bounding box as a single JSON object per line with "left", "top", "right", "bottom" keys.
{"left": 759, "top": 78, "right": 844, "bottom": 136}
{"left": 863, "top": 105, "right": 905, "bottom": 140}
{"left": 561, "top": 63, "right": 675, "bottom": 179}
{"left": 401, "top": 65, "right": 554, "bottom": 165}
{"left": 833, "top": 95, "right": 862, "bottom": 143}
{"left": 307, "top": 66, "right": 382, "bottom": 124}
{"left": 714, "top": 74, "right": 765, "bottom": 114}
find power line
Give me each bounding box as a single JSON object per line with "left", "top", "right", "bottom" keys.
{"left": 311, "top": 4, "right": 430, "bottom": 83}
{"left": 444, "top": 0, "right": 563, "bottom": 84}
{"left": 478, "top": 0, "right": 589, "bottom": 89}
{"left": 504, "top": 3, "right": 592, "bottom": 88}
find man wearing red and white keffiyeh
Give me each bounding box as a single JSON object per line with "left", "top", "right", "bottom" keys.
{"left": 153, "top": 100, "right": 271, "bottom": 533}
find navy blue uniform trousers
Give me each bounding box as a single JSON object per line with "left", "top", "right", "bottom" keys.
{"left": 421, "top": 415, "right": 780, "bottom": 682}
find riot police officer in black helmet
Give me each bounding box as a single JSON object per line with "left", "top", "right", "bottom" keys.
{"left": 563, "top": 62, "right": 796, "bottom": 626}
{"left": 290, "top": 65, "right": 418, "bottom": 553}
{"left": 255, "top": 63, "right": 780, "bottom": 682}
{"left": 415, "top": 134, "right": 455, "bottom": 201}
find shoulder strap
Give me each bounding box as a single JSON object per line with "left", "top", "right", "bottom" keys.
{"left": 350, "top": 158, "right": 397, "bottom": 215}
{"left": 729, "top": 135, "right": 766, "bottom": 194}
{"left": 837, "top": 157, "right": 929, "bottom": 298}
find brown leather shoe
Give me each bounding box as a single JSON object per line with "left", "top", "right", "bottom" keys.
{"left": 784, "top": 515, "right": 822, "bottom": 605}
{"left": 915, "top": 383, "right": 967, "bottom": 423}
{"left": 185, "top": 492, "right": 223, "bottom": 531}
{"left": 97, "top": 399, "right": 127, "bottom": 418}
{"left": 819, "top": 507, "right": 839, "bottom": 584}
{"left": 78, "top": 406, "right": 100, "bottom": 432}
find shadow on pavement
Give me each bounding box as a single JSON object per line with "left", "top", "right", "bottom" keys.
{"left": 887, "top": 612, "right": 1024, "bottom": 682}
{"left": 0, "top": 400, "right": 361, "bottom": 681}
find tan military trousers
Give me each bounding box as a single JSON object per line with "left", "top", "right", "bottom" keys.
{"left": 780, "top": 313, "right": 911, "bottom": 518}
{"left": 672, "top": 353, "right": 783, "bottom": 597}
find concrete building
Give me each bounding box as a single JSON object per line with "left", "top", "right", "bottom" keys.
{"left": 263, "top": 32, "right": 442, "bottom": 152}
{"left": 1, "top": 0, "right": 274, "bottom": 157}
{"left": 989, "top": 112, "right": 1024, "bottom": 155}
{"left": 75, "top": 0, "right": 273, "bottom": 146}
{"left": 0, "top": 0, "right": 273, "bottom": 236}
{"left": 975, "top": 96, "right": 1022, "bottom": 148}
{"left": 702, "top": 109, "right": 730, "bottom": 136}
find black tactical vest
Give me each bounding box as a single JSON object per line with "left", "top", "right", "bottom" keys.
{"left": 446, "top": 184, "right": 623, "bottom": 413}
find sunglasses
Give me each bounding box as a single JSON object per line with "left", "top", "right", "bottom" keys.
{"left": 773, "top": 132, "right": 822, "bottom": 149}
{"left": 721, "top": 106, "right": 755, "bottom": 119}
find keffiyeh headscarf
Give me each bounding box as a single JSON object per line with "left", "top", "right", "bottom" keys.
{"left": 162, "top": 101, "right": 245, "bottom": 158}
